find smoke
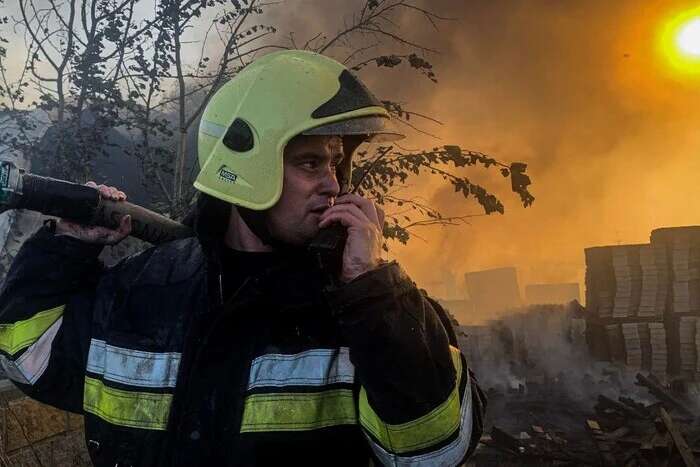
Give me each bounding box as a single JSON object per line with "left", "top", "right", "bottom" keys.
{"left": 268, "top": 0, "right": 700, "bottom": 297}
{"left": 4, "top": 0, "right": 698, "bottom": 297}
{"left": 463, "top": 304, "right": 656, "bottom": 411}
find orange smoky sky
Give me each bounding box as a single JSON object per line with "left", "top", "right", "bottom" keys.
{"left": 274, "top": 0, "right": 700, "bottom": 299}
{"left": 4, "top": 0, "right": 699, "bottom": 303}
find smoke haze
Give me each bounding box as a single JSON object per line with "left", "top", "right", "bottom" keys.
{"left": 273, "top": 0, "right": 700, "bottom": 300}
{"left": 3, "top": 0, "right": 699, "bottom": 305}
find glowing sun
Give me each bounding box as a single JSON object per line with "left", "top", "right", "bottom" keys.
{"left": 659, "top": 7, "right": 700, "bottom": 76}
{"left": 676, "top": 17, "right": 700, "bottom": 57}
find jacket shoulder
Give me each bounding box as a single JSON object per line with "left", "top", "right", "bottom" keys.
{"left": 420, "top": 290, "right": 459, "bottom": 346}
{"left": 110, "top": 236, "right": 205, "bottom": 287}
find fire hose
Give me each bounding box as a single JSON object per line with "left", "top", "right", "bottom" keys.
{"left": 0, "top": 160, "right": 193, "bottom": 245}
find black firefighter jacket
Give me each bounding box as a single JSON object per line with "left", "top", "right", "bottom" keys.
{"left": 0, "top": 197, "right": 485, "bottom": 467}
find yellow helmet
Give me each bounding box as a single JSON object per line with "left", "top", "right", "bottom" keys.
{"left": 194, "top": 50, "right": 403, "bottom": 210}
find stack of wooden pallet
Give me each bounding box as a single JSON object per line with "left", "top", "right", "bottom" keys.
{"left": 678, "top": 316, "right": 698, "bottom": 374}
{"left": 672, "top": 233, "right": 691, "bottom": 314}
{"left": 613, "top": 248, "right": 633, "bottom": 318}
{"left": 586, "top": 245, "right": 658, "bottom": 374}
{"left": 652, "top": 227, "right": 700, "bottom": 377}
{"left": 605, "top": 324, "right": 625, "bottom": 363}
{"left": 648, "top": 322, "right": 668, "bottom": 375}
{"left": 584, "top": 226, "right": 700, "bottom": 379}
{"left": 696, "top": 324, "right": 700, "bottom": 380}
{"left": 621, "top": 323, "right": 642, "bottom": 369}
{"left": 638, "top": 323, "right": 652, "bottom": 370}
{"left": 585, "top": 245, "right": 644, "bottom": 320}
{"left": 651, "top": 227, "right": 700, "bottom": 316}
{"left": 638, "top": 244, "right": 667, "bottom": 318}
{"left": 585, "top": 246, "right": 615, "bottom": 319}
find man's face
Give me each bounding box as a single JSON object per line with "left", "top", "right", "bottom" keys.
{"left": 265, "top": 135, "right": 345, "bottom": 245}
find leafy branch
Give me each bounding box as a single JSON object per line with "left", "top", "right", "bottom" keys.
{"left": 352, "top": 144, "right": 534, "bottom": 245}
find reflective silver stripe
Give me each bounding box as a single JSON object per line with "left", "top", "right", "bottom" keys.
{"left": 87, "top": 339, "right": 181, "bottom": 388}
{"left": 0, "top": 317, "right": 63, "bottom": 385}
{"left": 365, "top": 373, "right": 474, "bottom": 467}
{"left": 199, "top": 119, "right": 227, "bottom": 138}
{"left": 247, "top": 347, "right": 354, "bottom": 389}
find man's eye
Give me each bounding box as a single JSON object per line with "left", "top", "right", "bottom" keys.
{"left": 299, "top": 158, "right": 341, "bottom": 171}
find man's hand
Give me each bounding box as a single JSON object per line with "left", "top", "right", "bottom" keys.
{"left": 54, "top": 181, "right": 132, "bottom": 245}
{"left": 318, "top": 193, "right": 384, "bottom": 283}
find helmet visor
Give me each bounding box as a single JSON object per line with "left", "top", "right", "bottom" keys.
{"left": 302, "top": 115, "right": 404, "bottom": 142}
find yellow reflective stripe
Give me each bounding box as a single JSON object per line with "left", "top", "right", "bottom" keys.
{"left": 83, "top": 377, "right": 173, "bottom": 430}
{"left": 240, "top": 389, "right": 357, "bottom": 432}
{"left": 359, "top": 345, "right": 463, "bottom": 454}
{"left": 0, "top": 305, "right": 65, "bottom": 356}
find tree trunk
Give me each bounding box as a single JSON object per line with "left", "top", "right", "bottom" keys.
{"left": 175, "top": 129, "right": 187, "bottom": 213}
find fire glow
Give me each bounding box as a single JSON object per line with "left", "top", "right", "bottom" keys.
{"left": 659, "top": 7, "right": 700, "bottom": 76}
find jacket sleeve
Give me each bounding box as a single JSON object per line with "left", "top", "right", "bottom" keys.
{"left": 325, "top": 262, "right": 486, "bottom": 466}
{"left": 0, "top": 223, "right": 105, "bottom": 413}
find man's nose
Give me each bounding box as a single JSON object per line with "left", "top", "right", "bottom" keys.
{"left": 319, "top": 165, "right": 341, "bottom": 198}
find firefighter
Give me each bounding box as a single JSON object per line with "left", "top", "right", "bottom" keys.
{"left": 0, "top": 50, "right": 484, "bottom": 466}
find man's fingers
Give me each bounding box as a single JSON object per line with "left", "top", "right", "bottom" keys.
{"left": 334, "top": 194, "right": 380, "bottom": 226}
{"left": 105, "top": 186, "right": 119, "bottom": 200}
{"left": 68, "top": 183, "right": 128, "bottom": 244}
{"left": 318, "top": 211, "right": 355, "bottom": 229}
{"left": 83, "top": 226, "right": 119, "bottom": 242}
{"left": 96, "top": 185, "right": 112, "bottom": 199}
{"left": 56, "top": 213, "right": 131, "bottom": 245}
{"left": 89, "top": 182, "right": 127, "bottom": 201}
{"left": 319, "top": 204, "right": 377, "bottom": 231}
{"left": 92, "top": 224, "right": 130, "bottom": 244}
{"left": 118, "top": 215, "right": 132, "bottom": 237}
{"left": 319, "top": 204, "right": 366, "bottom": 227}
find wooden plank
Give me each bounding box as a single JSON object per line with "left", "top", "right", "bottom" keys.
{"left": 490, "top": 427, "right": 523, "bottom": 455}
{"left": 659, "top": 407, "right": 698, "bottom": 467}
{"left": 597, "top": 394, "right": 647, "bottom": 419}
{"left": 635, "top": 373, "right": 695, "bottom": 417}
{"left": 587, "top": 419, "right": 601, "bottom": 431}
{"left": 585, "top": 419, "right": 618, "bottom": 466}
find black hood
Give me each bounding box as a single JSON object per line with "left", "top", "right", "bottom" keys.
{"left": 182, "top": 192, "right": 231, "bottom": 249}
{"left": 182, "top": 192, "right": 315, "bottom": 253}
{"left": 181, "top": 192, "right": 328, "bottom": 308}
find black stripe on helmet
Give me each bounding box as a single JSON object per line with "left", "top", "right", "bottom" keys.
{"left": 311, "top": 70, "right": 382, "bottom": 119}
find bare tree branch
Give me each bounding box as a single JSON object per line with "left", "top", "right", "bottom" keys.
{"left": 402, "top": 214, "right": 483, "bottom": 230}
